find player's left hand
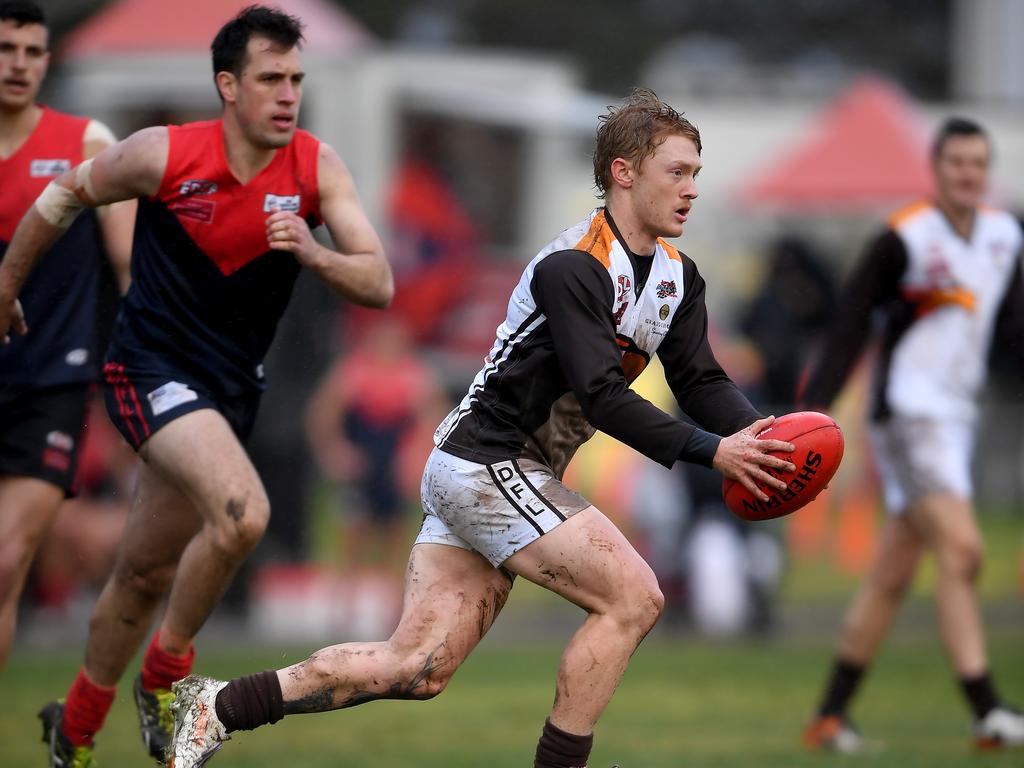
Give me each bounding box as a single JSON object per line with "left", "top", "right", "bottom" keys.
{"left": 713, "top": 416, "right": 796, "bottom": 502}
{"left": 265, "top": 210, "right": 320, "bottom": 265}
{"left": 1, "top": 296, "right": 27, "bottom": 344}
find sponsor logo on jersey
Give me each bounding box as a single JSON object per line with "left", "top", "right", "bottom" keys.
{"left": 643, "top": 317, "right": 670, "bottom": 336}
{"left": 147, "top": 381, "right": 199, "bottom": 416}
{"left": 30, "top": 159, "right": 72, "bottom": 177}
{"left": 65, "top": 348, "right": 89, "bottom": 366}
{"left": 613, "top": 275, "right": 633, "bottom": 326}
{"left": 169, "top": 198, "right": 215, "bottom": 224}
{"left": 613, "top": 300, "right": 630, "bottom": 326}
{"left": 263, "top": 193, "right": 301, "bottom": 213}
{"left": 46, "top": 430, "right": 74, "bottom": 452}
{"left": 659, "top": 303, "right": 670, "bottom": 320}
{"left": 616, "top": 274, "right": 631, "bottom": 301}
{"left": 180, "top": 179, "right": 218, "bottom": 196}
{"left": 655, "top": 280, "right": 677, "bottom": 298}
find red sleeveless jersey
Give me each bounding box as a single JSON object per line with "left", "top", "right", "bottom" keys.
{"left": 0, "top": 106, "right": 87, "bottom": 240}
{"left": 154, "top": 120, "right": 322, "bottom": 274}
{"left": 0, "top": 107, "right": 105, "bottom": 387}
{"left": 109, "top": 120, "right": 324, "bottom": 397}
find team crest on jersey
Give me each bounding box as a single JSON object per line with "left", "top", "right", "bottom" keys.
{"left": 989, "top": 239, "right": 1012, "bottom": 267}
{"left": 264, "top": 193, "right": 301, "bottom": 213}
{"left": 656, "top": 280, "right": 677, "bottom": 298}
{"left": 30, "top": 159, "right": 71, "bottom": 177}
{"left": 659, "top": 304, "right": 670, "bottom": 320}
{"left": 180, "top": 179, "right": 218, "bottom": 196}
{"left": 616, "top": 274, "right": 631, "bottom": 301}
{"left": 924, "top": 259, "right": 955, "bottom": 288}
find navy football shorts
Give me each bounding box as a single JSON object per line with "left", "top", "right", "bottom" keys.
{"left": 0, "top": 382, "right": 91, "bottom": 495}
{"left": 102, "top": 360, "right": 260, "bottom": 451}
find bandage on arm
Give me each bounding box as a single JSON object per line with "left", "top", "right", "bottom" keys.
{"left": 34, "top": 158, "right": 97, "bottom": 229}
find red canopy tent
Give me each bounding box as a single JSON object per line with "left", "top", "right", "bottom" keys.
{"left": 736, "top": 78, "right": 934, "bottom": 211}
{"left": 60, "top": 0, "right": 371, "bottom": 58}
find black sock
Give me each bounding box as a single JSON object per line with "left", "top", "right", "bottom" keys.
{"left": 214, "top": 670, "right": 284, "bottom": 733}
{"left": 817, "top": 658, "right": 866, "bottom": 717}
{"left": 534, "top": 718, "right": 593, "bottom": 768}
{"left": 960, "top": 672, "right": 999, "bottom": 719}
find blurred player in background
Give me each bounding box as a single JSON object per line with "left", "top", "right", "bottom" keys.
{"left": 168, "top": 88, "right": 795, "bottom": 768}
{"left": 305, "top": 316, "right": 444, "bottom": 634}
{"left": 0, "top": 5, "right": 391, "bottom": 766}
{"left": 801, "top": 117, "right": 1024, "bottom": 752}
{"left": 0, "top": 0, "right": 133, "bottom": 673}
{"left": 29, "top": 398, "right": 135, "bottom": 617}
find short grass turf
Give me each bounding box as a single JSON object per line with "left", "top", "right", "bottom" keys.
{"left": 3, "top": 625, "right": 1022, "bottom": 768}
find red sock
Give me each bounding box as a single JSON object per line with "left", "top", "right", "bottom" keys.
{"left": 63, "top": 668, "right": 117, "bottom": 747}
{"left": 141, "top": 632, "right": 195, "bottom": 691}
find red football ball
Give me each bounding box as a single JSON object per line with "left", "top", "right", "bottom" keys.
{"left": 722, "top": 411, "right": 844, "bottom": 521}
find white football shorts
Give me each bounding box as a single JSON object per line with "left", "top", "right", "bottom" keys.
{"left": 416, "top": 447, "right": 591, "bottom": 567}
{"left": 869, "top": 416, "right": 975, "bottom": 514}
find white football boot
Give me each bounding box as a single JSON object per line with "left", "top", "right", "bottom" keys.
{"left": 167, "top": 675, "right": 230, "bottom": 767}
{"left": 973, "top": 705, "right": 1024, "bottom": 749}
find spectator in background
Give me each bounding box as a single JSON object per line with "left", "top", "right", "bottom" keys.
{"left": 382, "top": 122, "right": 481, "bottom": 344}
{"left": 659, "top": 235, "right": 836, "bottom": 636}
{"left": 627, "top": 334, "right": 784, "bottom": 637}
{"left": 305, "top": 317, "right": 445, "bottom": 634}
{"left": 801, "top": 118, "right": 1024, "bottom": 752}
{"left": 674, "top": 458, "right": 784, "bottom": 636}
{"left": 740, "top": 236, "right": 835, "bottom": 410}
{"left": 29, "top": 398, "right": 135, "bottom": 616}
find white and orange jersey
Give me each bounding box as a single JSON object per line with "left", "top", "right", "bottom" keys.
{"left": 804, "top": 200, "right": 1024, "bottom": 424}
{"left": 435, "top": 207, "right": 759, "bottom": 477}
{"left": 887, "top": 202, "right": 1021, "bottom": 421}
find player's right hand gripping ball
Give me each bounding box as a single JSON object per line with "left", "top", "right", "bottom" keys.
{"left": 723, "top": 411, "right": 844, "bottom": 521}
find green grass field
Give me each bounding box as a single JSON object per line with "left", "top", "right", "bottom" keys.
{"left": 4, "top": 512, "right": 1021, "bottom": 767}
{"left": 3, "top": 621, "right": 1022, "bottom": 768}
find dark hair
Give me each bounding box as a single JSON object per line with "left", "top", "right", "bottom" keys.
{"left": 931, "top": 117, "right": 989, "bottom": 161}
{"left": 593, "top": 88, "right": 701, "bottom": 199}
{"left": 0, "top": 1, "right": 45, "bottom": 26}
{"left": 211, "top": 4, "right": 304, "bottom": 81}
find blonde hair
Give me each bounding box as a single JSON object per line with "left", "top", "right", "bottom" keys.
{"left": 593, "top": 88, "right": 701, "bottom": 198}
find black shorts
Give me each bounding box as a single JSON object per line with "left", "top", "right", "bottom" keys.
{"left": 344, "top": 411, "right": 405, "bottom": 522}
{"left": 0, "top": 383, "right": 91, "bottom": 494}
{"left": 102, "top": 360, "right": 260, "bottom": 451}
